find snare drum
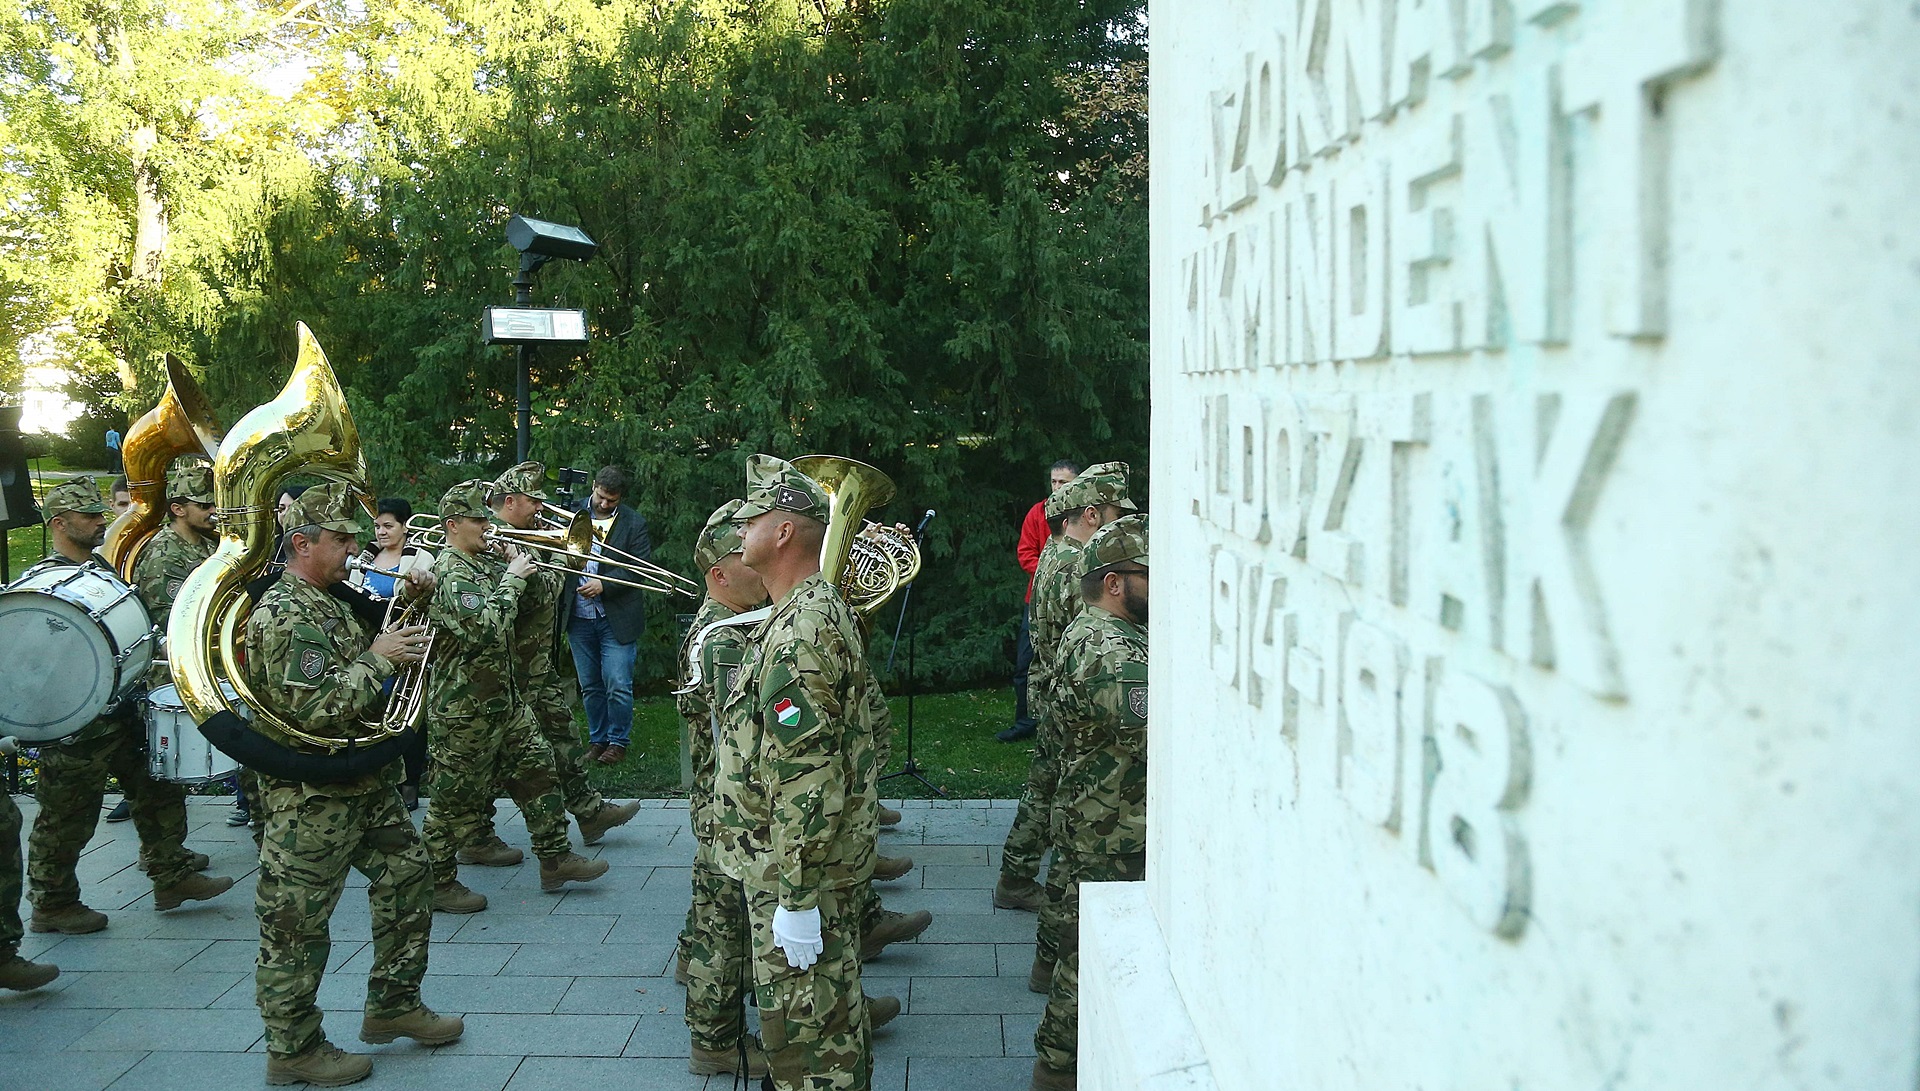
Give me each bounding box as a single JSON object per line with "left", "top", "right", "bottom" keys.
{"left": 145, "top": 682, "right": 243, "bottom": 784}
{"left": 0, "top": 560, "right": 158, "bottom": 743}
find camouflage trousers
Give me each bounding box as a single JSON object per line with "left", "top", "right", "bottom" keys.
{"left": 424, "top": 706, "right": 570, "bottom": 879}
{"left": 683, "top": 841, "right": 751, "bottom": 1051}
{"left": 254, "top": 776, "right": 432, "bottom": 1057}
{"left": 480, "top": 678, "right": 602, "bottom": 842}
{"left": 531, "top": 675, "right": 603, "bottom": 820}
{"left": 29, "top": 717, "right": 193, "bottom": 907}
{"left": 1033, "top": 849, "right": 1147, "bottom": 1072}
{"left": 747, "top": 882, "right": 872, "bottom": 1091}
{"left": 999, "top": 708, "right": 1060, "bottom": 885}
{"left": 1, "top": 792, "right": 23, "bottom": 953}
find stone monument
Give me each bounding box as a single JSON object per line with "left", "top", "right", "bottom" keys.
{"left": 1079, "top": 0, "right": 1920, "bottom": 1087}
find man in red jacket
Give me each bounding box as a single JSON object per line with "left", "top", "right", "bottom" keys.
{"left": 999, "top": 461, "right": 1080, "bottom": 743}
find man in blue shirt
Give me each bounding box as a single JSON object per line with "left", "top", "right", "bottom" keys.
{"left": 565, "top": 466, "right": 653, "bottom": 765}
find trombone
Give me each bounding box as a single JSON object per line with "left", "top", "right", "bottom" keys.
{"left": 528, "top": 501, "right": 701, "bottom": 597}
{"left": 403, "top": 509, "right": 697, "bottom": 597}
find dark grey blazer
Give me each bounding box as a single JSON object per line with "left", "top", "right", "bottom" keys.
{"left": 561, "top": 501, "right": 653, "bottom": 644}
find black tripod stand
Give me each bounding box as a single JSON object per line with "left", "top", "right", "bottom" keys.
{"left": 879, "top": 515, "right": 945, "bottom": 797}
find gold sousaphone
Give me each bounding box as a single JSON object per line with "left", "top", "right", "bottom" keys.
{"left": 169, "top": 324, "right": 420, "bottom": 751}
{"left": 101, "top": 356, "right": 222, "bottom": 578}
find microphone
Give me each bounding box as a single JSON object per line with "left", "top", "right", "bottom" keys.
{"left": 913, "top": 509, "right": 936, "bottom": 541}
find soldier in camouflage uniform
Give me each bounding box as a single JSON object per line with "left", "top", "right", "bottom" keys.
{"left": 712, "top": 455, "right": 882, "bottom": 1090}
{"left": 0, "top": 759, "right": 58, "bottom": 990}
{"left": 245, "top": 482, "right": 461, "bottom": 1087}
{"left": 1000, "top": 463, "right": 1137, "bottom": 987}
{"left": 1030, "top": 514, "right": 1149, "bottom": 1091}
{"left": 421, "top": 480, "right": 607, "bottom": 913}
{"left": 128, "top": 459, "right": 221, "bottom": 873}
{"left": 470, "top": 463, "right": 640, "bottom": 865}
{"left": 25, "top": 477, "right": 234, "bottom": 937}
{"left": 673, "top": 500, "right": 772, "bottom": 1077}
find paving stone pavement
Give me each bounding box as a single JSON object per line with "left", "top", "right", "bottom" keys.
{"left": 2, "top": 795, "right": 1047, "bottom": 1090}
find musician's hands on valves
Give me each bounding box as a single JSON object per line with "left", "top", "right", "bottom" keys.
{"left": 371, "top": 623, "right": 431, "bottom": 665}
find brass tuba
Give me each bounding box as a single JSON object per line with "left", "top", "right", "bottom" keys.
{"left": 101, "top": 355, "right": 222, "bottom": 578}
{"left": 168, "top": 323, "right": 404, "bottom": 751}
{"left": 790, "top": 455, "right": 922, "bottom": 615}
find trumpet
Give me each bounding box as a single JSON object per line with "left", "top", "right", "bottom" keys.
{"left": 403, "top": 510, "right": 697, "bottom": 597}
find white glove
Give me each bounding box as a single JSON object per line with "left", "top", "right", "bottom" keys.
{"left": 771, "top": 905, "right": 824, "bottom": 970}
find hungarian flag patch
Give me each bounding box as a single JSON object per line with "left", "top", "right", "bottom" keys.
{"left": 773, "top": 697, "right": 801, "bottom": 727}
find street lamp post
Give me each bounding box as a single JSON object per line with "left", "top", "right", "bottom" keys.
{"left": 488, "top": 215, "right": 599, "bottom": 461}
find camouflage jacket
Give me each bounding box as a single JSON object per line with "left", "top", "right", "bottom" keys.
{"left": 1052, "top": 606, "right": 1149, "bottom": 856}
{"left": 1027, "top": 535, "right": 1085, "bottom": 708}
{"left": 426, "top": 546, "right": 528, "bottom": 719}
{"left": 713, "top": 573, "right": 879, "bottom": 906}
{"left": 130, "top": 523, "right": 216, "bottom": 624}
{"left": 509, "top": 556, "right": 569, "bottom": 683}
{"left": 243, "top": 572, "right": 399, "bottom": 795}
{"left": 677, "top": 596, "right": 756, "bottom": 844}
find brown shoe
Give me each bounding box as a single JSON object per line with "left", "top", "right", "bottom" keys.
{"left": 578, "top": 799, "right": 642, "bottom": 846}
{"left": 360, "top": 1005, "right": 464, "bottom": 1045}
{"left": 597, "top": 744, "right": 627, "bottom": 765}
{"left": 877, "top": 804, "right": 902, "bottom": 827}
{"left": 689, "top": 1035, "right": 770, "bottom": 1077}
{"left": 872, "top": 854, "right": 914, "bottom": 882}
{"left": 154, "top": 872, "right": 235, "bottom": 911}
{"left": 866, "top": 993, "right": 901, "bottom": 1030}
{"left": 674, "top": 952, "right": 690, "bottom": 985}
{"left": 859, "top": 908, "right": 933, "bottom": 961}
{"left": 456, "top": 836, "right": 524, "bottom": 867}
{"left": 540, "top": 851, "right": 611, "bottom": 891}
{"left": 266, "top": 1041, "right": 373, "bottom": 1087}
{"left": 586, "top": 743, "right": 607, "bottom": 763}
{"left": 1031, "top": 1058, "right": 1077, "bottom": 1091}
{"left": 30, "top": 903, "right": 107, "bottom": 934}
{"left": 1028, "top": 953, "right": 1054, "bottom": 994}
{"left": 432, "top": 880, "right": 488, "bottom": 914}
{"left": 0, "top": 952, "right": 59, "bottom": 991}
{"left": 995, "top": 875, "right": 1046, "bottom": 912}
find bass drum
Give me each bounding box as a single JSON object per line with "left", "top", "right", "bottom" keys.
{"left": 0, "top": 560, "right": 157, "bottom": 743}
{"left": 146, "top": 682, "right": 244, "bottom": 784}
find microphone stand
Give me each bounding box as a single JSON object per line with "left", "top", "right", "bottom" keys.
{"left": 879, "top": 514, "right": 946, "bottom": 797}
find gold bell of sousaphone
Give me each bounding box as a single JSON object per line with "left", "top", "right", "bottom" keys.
{"left": 169, "top": 323, "right": 420, "bottom": 752}
{"left": 789, "top": 455, "right": 922, "bottom": 615}
{"left": 101, "top": 355, "right": 222, "bottom": 578}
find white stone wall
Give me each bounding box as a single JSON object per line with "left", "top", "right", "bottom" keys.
{"left": 1082, "top": 1, "right": 1920, "bottom": 1087}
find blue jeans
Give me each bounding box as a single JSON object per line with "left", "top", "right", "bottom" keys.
{"left": 569, "top": 615, "right": 637, "bottom": 747}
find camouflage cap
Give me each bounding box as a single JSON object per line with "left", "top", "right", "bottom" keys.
{"left": 1081, "top": 513, "right": 1148, "bottom": 577}
{"left": 166, "top": 461, "right": 215, "bottom": 505}
{"left": 491, "top": 460, "right": 549, "bottom": 501}
{"left": 1048, "top": 460, "right": 1138, "bottom": 519}
{"left": 439, "top": 479, "right": 493, "bottom": 520}
{"left": 41, "top": 476, "right": 109, "bottom": 519}
{"left": 733, "top": 454, "right": 830, "bottom": 522}
{"left": 693, "top": 499, "right": 747, "bottom": 571}
{"left": 280, "top": 480, "right": 368, "bottom": 535}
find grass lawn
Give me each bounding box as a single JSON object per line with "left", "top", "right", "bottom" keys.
{"left": 584, "top": 686, "right": 1030, "bottom": 800}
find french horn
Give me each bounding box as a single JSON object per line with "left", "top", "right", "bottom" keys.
{"left": 790, "top": 455, "right": 922, "bottom": 615}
